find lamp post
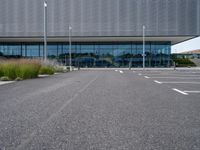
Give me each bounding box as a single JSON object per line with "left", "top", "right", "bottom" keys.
{"left": 69, "top": 25, "right": 72, "bottom": 71}
{"left": 44, "top": 1, "right": 47, "bottom": 62}
{"left": 142, "top": 25, "right": 145, "bottom": 70}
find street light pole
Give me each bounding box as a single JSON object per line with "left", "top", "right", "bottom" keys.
{"left": 69, "top": 25, "right": 72, "bottom": 71}
{"left": 44, "top": 1, "right": 47, "bottom": 62}
{"left": 143, "top": 25, "right": 145, "bottom": 70}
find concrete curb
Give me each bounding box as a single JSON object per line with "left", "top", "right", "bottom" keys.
{"left": 79, "top": 67, "right": 200, "bottom": 71}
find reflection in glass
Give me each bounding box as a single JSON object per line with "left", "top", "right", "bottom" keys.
{"left": 26, "top": 45, "right": 39, "bottom": 57}
{"left": 0, "top": 42, "right": 171, "bottom": 67}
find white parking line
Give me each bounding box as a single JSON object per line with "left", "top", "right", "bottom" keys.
{"left": 115, "top": 70, "right": 118, "bottom": 72}
{"left": 173, "top": 88, "right": 188, "bottom": 95}
{"left": 0, "top": 81, "right": 15, "bottom": 85}
{"left": 38, "top": 75, "right": 50, "bottom": 77}
{"left": 144, "top": 76, "right": 150, "bottom": 79}
{"left": 149, "top": 77, "right": 200, "bottom": 79}
{"left": 183, "top": 91, "right": 200, "bottom": 93}
{"left": 154, "top": 80, "right": 162, "bottom": 84}
{"left": 142, "top": 74, "right": 200, "bottom": 77}
{"left": 138, "top": 73, "right": 142, "bottom": 76}
{"left": 160, "top": 82, "right": 200, "bottom": 84}
{"left": 119, "top": 70, "right": 124, "bottom": 74}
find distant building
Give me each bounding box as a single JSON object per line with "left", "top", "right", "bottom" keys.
{"left": 175, "top": 49, "right": 200, "bottom": 59}
{"left": 0, "top": 0, "right": 200, "bottom": 67}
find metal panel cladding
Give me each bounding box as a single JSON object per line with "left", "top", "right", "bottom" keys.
{"left": 0, "top": 0, "right": 199, "bottom": 37}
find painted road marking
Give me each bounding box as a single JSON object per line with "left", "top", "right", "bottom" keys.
{"left": 115, "top": 70, "right": 118, "bottom": 72}
{"left": 38, "top": 74, "right": 50, "bottom": 77}
{"left": 144, "top": 76, "right": 150, "bottom": 79}
{"left": 173, "top": 88, "right": 188, "bottom": 95}
{"left": 138, "top": 73, "right": 142, "bottom": 76}
{"left": 119, "top": 70, "right": 124, "bottom": 74}
{"left": 154, "top": 80, "right": 162, "bottom": 84}
{"left": 141, "top": 74, "right": 200, "bottom": 77}
{"left": 0, "top": 81, "right": 15, "bottom": 85}
{"left": 148, "top": 77, "right": 200, "bottom": 79}
{"left": 160, "top": 82, "right": 200, "bottom": 84}
{"left": 143, "top": 73, "right": 200, "bottom": 77}
{"left": 183, "top": 91, "right": 200, "bottom": 93}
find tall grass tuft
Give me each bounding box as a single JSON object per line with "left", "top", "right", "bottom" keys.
{"left": 0, "top": 59, "right": 41, "bottom": 80}
{"left": 16, "top": 59, "right": 41, "bottom": 79}
{"left": 0, "top": 64, "right": 4, "bottom": 77}
{"left": 39, "top": 65, "right": 55, "bottom": 75}
{"left": 2, "top": 62, "right": 17, "bottom": 80}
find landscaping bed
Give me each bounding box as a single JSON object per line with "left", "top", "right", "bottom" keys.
{"left": 173, "top": 58, "right": 197, "bottom": 67}
{"left": 0, "top": 59, "right": 66, "bottom": 81}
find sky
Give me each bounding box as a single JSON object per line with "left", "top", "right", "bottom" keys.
{"left": 172, "top": 37, "right": 200, "bottom": 53}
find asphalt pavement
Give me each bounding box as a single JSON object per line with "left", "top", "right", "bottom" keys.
{"left": 0, "top": 70, "right": 200, "bottom": 150}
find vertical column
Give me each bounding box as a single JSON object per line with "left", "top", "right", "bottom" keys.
{"left": 44, "top": 1, "right": 47, "bottom": 61}
{"left": 197, "top": 0, "right": 200, "bottom": 35}
{"left": 143, "top": 25, "right": 146, "bottom": 69}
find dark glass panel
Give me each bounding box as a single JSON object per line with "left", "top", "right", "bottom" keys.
{"left": 40, "top": 44, "right": 44, "bottom": 57}
{"left": 0, "top": 44, "right": 22, "bottom": 57}
{"left": 27, "top": 45, "right": 39, "bottom": 57}
{"left": 47, "top": 45, "right": 57, "bottom": 58}
{"left": 0, "top": 42, "right": 171, "bottom": 68}
{"left": 22, "top": 45, "right": 26, "bottom": 57}
{"left": 0, "top": 44, "right": 5, "bottom": 56}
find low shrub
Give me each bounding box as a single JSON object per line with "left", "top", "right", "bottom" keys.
{"left": 173, "top": 58, "right": 196, "bottom": 67}
{"left": 0, "top": 64, "right": 4, "bottom": 77}
{"left": 0, "top": 76, "right": 10, "bottom": 81}
{"left": 66, "top": 66, "right": 71, "bottom": 71}
{"left": 2, "top": 63, "right": 17, "bottom": 80}
{"left": 39, "top": 65, "right": 55, "bottom": 75}
{"left": 16, "top": 64, "right": 41, "bottom": 79}
{"left": 15, "top": 77, "right": 23, "bottom": 81}
{"left": 55, "top": 66, "right": 65, "bottom": 73}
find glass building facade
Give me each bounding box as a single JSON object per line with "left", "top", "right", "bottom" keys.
{"left": 0, "top": 42, "right": 171, "bottom": 68}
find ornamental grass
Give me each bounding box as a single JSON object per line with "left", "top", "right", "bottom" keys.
{"left": 0, "top": 59, "right": 41, "bottom": 80}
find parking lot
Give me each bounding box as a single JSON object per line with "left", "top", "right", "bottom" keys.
{"left": 0, "top": 70, "right": 200, "bottom": 149}
{"left": 135, "top": 69, "right": 200, "bottom": 96}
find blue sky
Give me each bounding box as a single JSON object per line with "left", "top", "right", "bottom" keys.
{"left": 172, "top": 37, "right": 200, "bottom": 53}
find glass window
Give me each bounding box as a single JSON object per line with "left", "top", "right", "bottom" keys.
{"left": 2, "top": 44, "right": 21, "bottom": 56}
{"left": 40, "top": 44, "right": 44, "bottom": 57}
{"left": 113, "top": 44, "right": 131, "bottom": 55}
{"left": 22, "top": 45, "right": 26, "bottom": 57}
{"left": 0, "top": 42, "right": 171, "bottom": 68}
{"left": 27, "top": 45, "right": 39, "bottom": 57}
{"left": 132, "top": 44, "right": 137, "bottom": 55}
{"left": 57, "top": 44, "right": 63, "bottom": 56}
{"left": 136, "top": 44, "right": 143, "bottom": 55}
{"left": 48, "top": 45, "right": 57, "bottom": 58}
{"left": 0, "top": 44, "right": 5, "bottom": 56}
{"left": 97, "top": 44, "right": 112, "bottom": 56}
{"left": 63, "top": 45, "right": 69, "bottom": 54}
{"left": 81, "top": 45, "right": 94, "bottom": 54}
